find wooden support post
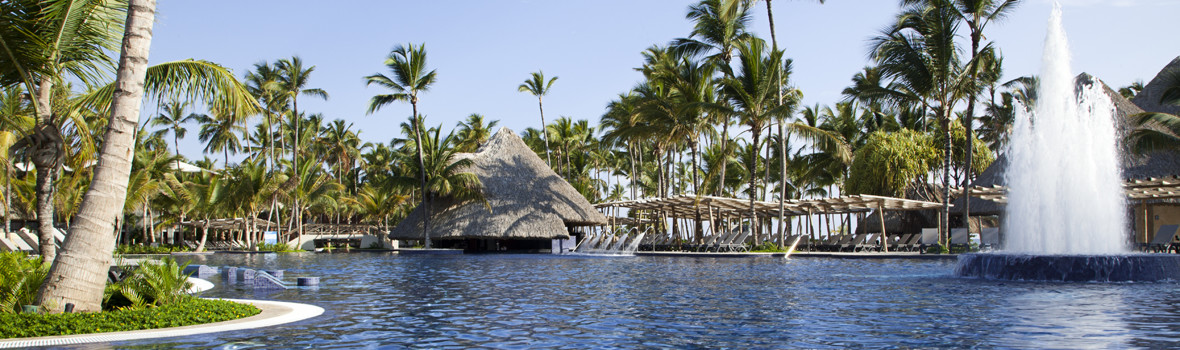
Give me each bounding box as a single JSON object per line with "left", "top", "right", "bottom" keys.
{"left": 878, "top": 201, "right": 888, "bottom": 253}
{"left": 1143, "top": 200, "right": 1150, "bottom": 245}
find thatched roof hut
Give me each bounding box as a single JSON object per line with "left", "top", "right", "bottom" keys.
{"left": 389, "top": 128, "right": 607, "bottom": 241}
{"left": 1133, "top": 56, "right": 1180, "bottom": 116}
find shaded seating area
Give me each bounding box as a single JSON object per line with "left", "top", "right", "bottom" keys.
{"left": 594, "top": 194, "right": 945, "bottom": 253}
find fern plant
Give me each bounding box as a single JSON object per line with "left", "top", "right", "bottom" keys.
{"left": 104, "top": 257, "right": 194, "bottom": 310}
{"left": 0, "top": 253, "right": 48, "bottom": 313}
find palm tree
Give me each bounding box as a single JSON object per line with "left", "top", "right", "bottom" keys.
{"left": 0, "top": 86, "right": 33, "bottom": 237}
{"left": 36, "top": 0, "right": 155, "bottom": 313}
{"left": 197, "top": 109, "right": 245, "bottom": 167}
{"left": 320, "top": 119, "right": 362, "bottom": 184}
{"left": 870, "top": 2, "right": 966, "bottom": 245}
{"left": 0, "top": 0, "right": 124, "bottom": 262}
{"left": 365, "top": 43, "right": 437, "bottom": 247}
{"left": 518, "top": 71, "right": 558, "bottom": 167}
{"left": 720, "top": 38, "right": 791, "bottom": 243}
{"left": 672, "top": 0, "right": 755, "bottom": 197}
{"left": 244, "top": 62, "right": 285, "bottom": 171}
{"left": 455, "top": 113, "right": 499, "bottom": 152}
{"left": 275, "top": 56, "right": 327, "bottom": 209}
{"left": 150, "top": 99, "right": 200, "bottom": 170}
{"left": 905, "top": 0, "right": 1021, "bottom": 228}
{"left": 405, "top": 127, "right": 485, "bottom": 211}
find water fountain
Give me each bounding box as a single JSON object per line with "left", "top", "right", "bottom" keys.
{"left": 955, "top": 4, "right": 1180, "bottom": 281}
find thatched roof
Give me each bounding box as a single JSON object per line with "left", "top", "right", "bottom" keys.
{"left": 389, "top": 128, "right": 607, "bottom": 240}
{"left": 1133, "top": 56, "right": 1180, "bottom": 116}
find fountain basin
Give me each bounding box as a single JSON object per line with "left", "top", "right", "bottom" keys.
{"left": 956, "top": 253, "right": 1180, "bottom": 282}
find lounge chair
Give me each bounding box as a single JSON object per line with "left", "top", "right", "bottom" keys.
{"left": 840, "top": 234, "right": 868, "bottom": 252}
{"left": 854, "top": 233, "right": 881, "bottom": 252}
{"left": 979, "top": 228, "right": 1000, "bottom": 251}
{"left": 722, "top": 229, "right": 751, "bottom": 252}
{"left": 829, "top": 234, "right": 853, "bottom": 252}
{"left": 950, "top": 228, "right": 971, "bottom": 252}
{"left": 919, "top": 228, "right": 940, "bottom": 252}
{"left": 1145, "top": 225, "right": 1180, "bottom": 253}
{"left": 890, "top": 233, "right": 915, "bottom": 252}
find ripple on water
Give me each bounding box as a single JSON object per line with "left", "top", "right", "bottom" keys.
{"left": 82, "top": 253, "right": 1180, "bottom": 349}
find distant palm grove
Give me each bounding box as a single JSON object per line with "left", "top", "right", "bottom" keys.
{"left": 5, "top": 0, "right": 1165, "bottom": 254}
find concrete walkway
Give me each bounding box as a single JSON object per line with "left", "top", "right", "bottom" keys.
{"left": 0, "top": 299, "right": 323, "bottom": 349}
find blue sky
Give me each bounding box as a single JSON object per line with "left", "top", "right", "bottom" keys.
{"left": 146, "top": 0, "right": 1179, "bottom": 162}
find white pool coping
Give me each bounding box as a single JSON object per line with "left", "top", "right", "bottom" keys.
{"left": 0, "top": 298, "right": 323, "bottom": 348}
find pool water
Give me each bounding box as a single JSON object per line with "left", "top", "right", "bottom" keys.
{"left": 69, "top": 253, "right": 1180, "bottom": 348}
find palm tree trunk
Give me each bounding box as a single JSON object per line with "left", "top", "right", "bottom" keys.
{"left": 717, "top": 123, "right": 729, "bottom": 197}
{"left": 195, "top": 222, "right": 208, "bottom": 252}
{"left": 941, "top": 116, "right": 952, "bottom": 246}
{"left": 690, "top": 142, "right": 702, "bottom": 244}
{"left": 538, "top": 98, "right": 551, "bottom": 167}
{"left": 37, "top": 0, "right": 157, "bottom": 313}
{"left": 35, "top": 164, "right": 56, "bottom": 260}
{"left": 749, "top": 128, "right": 761, "bottom": 244}
{"left": 409, "top": 103, "right": 430, "bottom": 249}
{"left": 961, "top": 29, "right": 982, "bottom": 234}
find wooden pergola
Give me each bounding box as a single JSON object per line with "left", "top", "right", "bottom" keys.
{"left": 594, "top": 194, "right": 946, "bottom": 252}
{"left": 300, "top": 223, "right": 377, "bottom": 236}
{"left": 180, "top": 218, "right": 278, "bottom": 231}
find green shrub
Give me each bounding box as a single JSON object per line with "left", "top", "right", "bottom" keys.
{"left": 115, "top": 244, "right": 191, "bottom": 255}
{"left": 256, "top": 242, "right": 301, "bottom": 252}
{"left": 0, "top": 297, "right": 260, "bottom": 338}
{"left": 104, "top": 257, "right": 193, "bottom": 310}
{"left": 0, "top": 253, "right": 47, "bottom": 314}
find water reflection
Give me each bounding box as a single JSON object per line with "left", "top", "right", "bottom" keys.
{"left": 50, "top": 253, "right": 1180, "bottom": 349}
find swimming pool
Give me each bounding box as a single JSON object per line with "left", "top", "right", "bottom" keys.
{"left": 78, "top": 253, "right": 1180, "bottom": 348}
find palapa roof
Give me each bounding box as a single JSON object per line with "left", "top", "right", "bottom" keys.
{"left": 389, "top": 128, "right": 607, "bottom": 240}
{"left": 1132, "top": 56, "right": 1180, "bottom": 116}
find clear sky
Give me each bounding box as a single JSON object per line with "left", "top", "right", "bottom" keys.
{"left": 146, "top": 0, "right": 1179, "bottom": 163}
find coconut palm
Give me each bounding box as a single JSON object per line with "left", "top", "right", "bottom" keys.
{"left": 37, "top": 0, "right": 154, "bottom": 313}
{"left": 905, "top": 0, "right": 1020, "bottom": 225}
{"left": 0, "top": 86, "right": 34, "bottom": 237}
{"left": 197, "top": 109, "right": 245, "bottom": 167}
{"left": 870, "top": 2, "right": 966, "bottom": 244}
{"left": 275, "top": 56, "right": 327, "bottom": 210}
{"left": 455, "top": 113, "right": 499, "bottom": 153}
{"left": 719, "top": 38, "right": 792, "bottom": 242}
{"left": 149, "top": 99, "right": 200, "bottom": 169}
{"left": 0, "top": 0, "right": 124, "bottom": 262}
{"left": 244, "top": 62, "right": 285, "bottom": 170}
{"left": 518, "top": 71, "right": 558, "bottom": 167}
{"left": 320, "top": 119, "right": 362, "bottom": 184}
{"left": 404, "top": 127, "right": 484, "bottom": 209}
{"left": 366, "top": 43, "right": 437, "bottom": 247}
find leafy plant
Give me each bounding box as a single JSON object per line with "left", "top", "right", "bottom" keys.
{"left": 104, "top": 257, "right": 193, "bottom": 310}
{"left": 0, "top": 253, "right": 48, "bottom": 314}
{"left": 115, "top": 244, "right": 192, "bottom": 255}
{"left": 256, "top": 242, "right": 300, "bottom": 252}
{"left": 0, "top": 297, "right": 260, "bottom": 338}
